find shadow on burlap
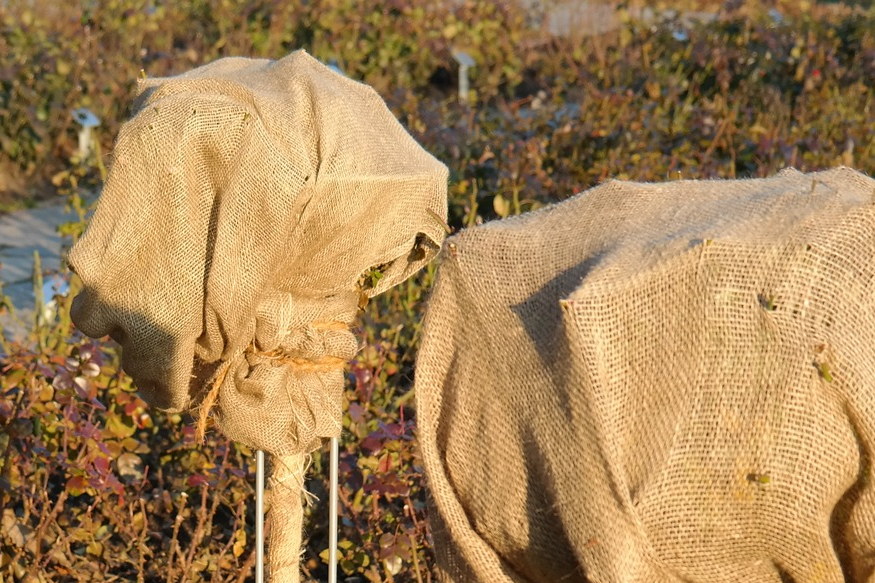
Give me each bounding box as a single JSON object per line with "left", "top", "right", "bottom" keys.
{"left": 416, "top": 167, "right": 875, "bottom": 582}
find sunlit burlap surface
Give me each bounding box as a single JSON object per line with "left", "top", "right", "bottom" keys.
{"left": 416, "top": 167, "right": 875, "bottom": 582}
{"left": 68, "top": 51, "right": 447, "bottom": 581}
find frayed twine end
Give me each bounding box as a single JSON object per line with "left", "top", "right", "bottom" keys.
{"left": 194, "top": 358, "right": 234, "bottom": 444}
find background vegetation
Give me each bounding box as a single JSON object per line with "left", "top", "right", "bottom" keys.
{"left": 1, "top": 0, "right": 873, "bottom": 581}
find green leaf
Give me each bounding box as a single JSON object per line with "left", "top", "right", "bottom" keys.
{"left": 105, "top": 413, "right": 136, "bottom": 438}
{"left": 817, "top": 362, "right": 833, "bottom": 383}
{"left": 493, "top": 194, "right": 510, "bottom": 218}
{"left": 232, "top": 528, "right": 246, "bottom": 557}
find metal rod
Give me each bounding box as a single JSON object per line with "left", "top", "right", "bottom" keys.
{"left": 458, "top": 64, "right": 469, "bottom": 105}
{"left": 452, "top": 50, "right": 475, "bottom": 105}
{"left": 256, "top": 449, "right": 265, "bottom": 583}
{"left": 328, "top": 436, "right": 339, "bottom": 583}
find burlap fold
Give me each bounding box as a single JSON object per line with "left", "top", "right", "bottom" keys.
{"left": 68, "top": 50, "right": 448, "bottom": 456}
{"left": 416, "top": 167, "right": 875, "bottom": 582}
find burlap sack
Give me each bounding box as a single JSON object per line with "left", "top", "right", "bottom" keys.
{"left": 68, "top": 50, "right": 447, "bottom": 456}
{"left": 67, "top": 51, "right": 447, "bottom": 582}
{"left": 416, "top": 167, "right": 875, "bottom": 582}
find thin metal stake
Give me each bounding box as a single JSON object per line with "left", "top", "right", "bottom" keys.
{"left": 328, "top": 436, "right": 339, "bottom": 583}
{"left": 256, "top": 449, "right": 265, "bottom": 583}
{"left": 452, "top": 50, "right": 476, "bottom": 105}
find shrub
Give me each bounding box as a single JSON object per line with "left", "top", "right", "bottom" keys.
{"left": 1, "top": 1, "right": 873, "bottom": 581}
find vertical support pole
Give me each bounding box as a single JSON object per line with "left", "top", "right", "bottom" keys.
{"left": 458, "top": 64, "right": 469, "bottom": 105}
{"left": 256, "top": 449, "right": 265, "bottom": 583}
{"left": 77, "top": 127, "right": 93, "bottom": 161}
{"left": 267, "top": 454, "right": 306, "bottom": 581}
{"left": 72, "top": 107, "right": 100, "bottom": 162}
{"left": 452, "top": 51, "right": 476, "bottom": 105}
{"left": 328, "top": 436, "right": 339, "bottom": 583}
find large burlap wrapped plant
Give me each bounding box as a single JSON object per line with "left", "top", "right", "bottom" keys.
{"left": 67, "top": 51, "right": 447, "bottom": 580}
{"left": 416, "top": 167, "right": 875, "bottom": 582}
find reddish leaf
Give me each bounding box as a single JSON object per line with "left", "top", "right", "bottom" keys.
{"left": 187, "top": 474, "right": 208, "bottom": 488}
{"left": 65, "top": 475, "right": 88, "bottom": 496}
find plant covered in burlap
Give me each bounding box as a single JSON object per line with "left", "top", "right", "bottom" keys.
{"left": 67, "top": 51, "right": 447, "bottom": 580}
{"left": 416, "top": 167, "right": 875, "bottom": 583}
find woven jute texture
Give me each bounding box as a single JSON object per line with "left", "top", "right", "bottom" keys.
{"left": 268, "top": 453, "right": 307, "bottom": 581}
{"left": 416, "top": 167, "right": 875, "bottom": 583}
{"left": 67, "top": 51, "right": 447, "bottom": 582}
{"left": 68, "top": 50, "right": 447, "bottom": 454}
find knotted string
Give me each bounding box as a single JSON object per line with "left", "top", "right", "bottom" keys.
{"left": 194, "top": 320, "right": 350, "bottom": 444}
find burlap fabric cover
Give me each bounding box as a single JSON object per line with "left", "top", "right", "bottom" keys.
{"left": 417, "top": 167, "right": 875, "bottom": 583}
{"left": 67, "top": 51, "right": 447, "bottom": 580}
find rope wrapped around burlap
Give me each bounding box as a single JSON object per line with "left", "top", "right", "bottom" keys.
{"left": 67, "top": 51, "right": 448, "bottom": 581}
{"left": 417, "top": 167, "right": 875, "bottom": 582}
